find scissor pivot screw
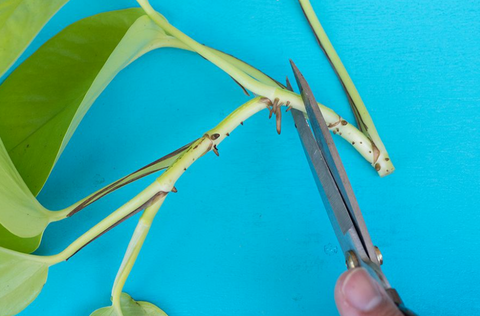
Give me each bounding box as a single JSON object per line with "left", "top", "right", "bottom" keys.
{"left": 374, "top": 246, "right": 383, "bottom": 265}
{"left": 345, "top": 251, "right": 360, "bottom": 270}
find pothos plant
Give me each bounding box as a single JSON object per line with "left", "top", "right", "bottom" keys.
{"left": 0, "top": 0, "right": 395, "bottom": 315}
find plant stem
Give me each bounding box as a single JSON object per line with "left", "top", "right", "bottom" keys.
{"left": 37, "top": 97, "right": 268, "bottom": 265}
{"left": 162, "top": 39, "right": 374, "bottom": 157}
{"left": 162, "top": 40, "right": 380, "bottom": 166}
{"left": 38, "top": 82, "right": 392, "bottom": 266}
{"left": 137, "top": 0, "right": 394, "bottom": 175}
{"left": 298, "top": 0, "right": 394, "bottom": 174}
{"left": 111, "top": 198, "right": 164, "bottom": 310}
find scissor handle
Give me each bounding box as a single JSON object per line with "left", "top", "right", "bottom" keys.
{"left": 386, "top": 288, "right": 418, "bottom": 316}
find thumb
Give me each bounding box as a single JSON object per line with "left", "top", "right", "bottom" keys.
{"left": 334, "top": 268, "right": 403, "bottom": 316}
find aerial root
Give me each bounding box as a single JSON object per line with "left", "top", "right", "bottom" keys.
{"left": 212, "top": 145, "right": 219, "bottom": 156}
{"left": 285, "top": 101, "right": 292, "bottom": 112}
{"left": 274, "top": 99, "right": 282, "bottom": 134}
{"left": 266, "top": 98, "right": 284, "bottom": 135}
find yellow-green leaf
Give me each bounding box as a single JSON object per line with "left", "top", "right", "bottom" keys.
{"left": 0, "top": 247, "right": 50, "bottom": 316}
{"left": 0, "top": 138, "right": 51, "bottom": 239}
{"left": 0, "top": 0, "right": 69, "bottom": 78}
{"left": 0, "top": 224, "right": 42, "bottom": 254}
{"left": 0, "top": 8, "right": 169, "bottom": 195}
{"left": 91, "top": 293, "right": 168, "bottom": 316}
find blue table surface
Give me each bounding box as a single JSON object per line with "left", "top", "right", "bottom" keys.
{"left": 11, "top": 0, "right": 479, "bottom": 315}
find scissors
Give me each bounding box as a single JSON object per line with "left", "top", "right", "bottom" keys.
{"left": 288, "top": 61, "right": 416, "bottom": 316}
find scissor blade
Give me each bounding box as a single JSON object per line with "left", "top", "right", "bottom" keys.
{"left": 287, "top": 77, "right": 354, "bottom": 244}
{"left": 291, "top": 109, "right": 360, "bottom": 252}
{"left": 289, "top": 61, "right": 379, "bottom": 265}
{"left": 287, "top": 69, "right": 416, "bottom": 314}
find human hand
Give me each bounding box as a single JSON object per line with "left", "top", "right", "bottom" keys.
{"left": 335, "top": 268, "right": 403, "bottom": 316}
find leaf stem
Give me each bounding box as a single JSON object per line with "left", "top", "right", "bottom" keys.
{"left": 41, "top": 183, "right": 166, "bottom": 265}
{"left": 111, "top": 198, "right": 164, "bottom": 310}
{"left": 48, "top": 138, "right": 194, "bottom": 222}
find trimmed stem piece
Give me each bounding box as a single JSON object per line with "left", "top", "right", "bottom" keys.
{"left": 298, "top": 0, "right": 394, "bottom": 175}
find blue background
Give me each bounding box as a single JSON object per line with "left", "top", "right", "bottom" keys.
{"left": 12, "top": 0, "right": 480, "bottom": 315}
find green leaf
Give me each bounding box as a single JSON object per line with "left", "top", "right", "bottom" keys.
{"left": 0, "top": 246, "right": 50, "bottom": 316}
{"left": 91, "top": 293, "right": 168, "bottom": 316}
{"left": 0, "top": 224, "right": 42, "bottom": 254}
{"left": 0, "top": 138, "right": 52, "bottom": 240}
{"left": 0, "top": 8, "right": 169, "bottom": 195}
{"left": 0, "top": 0, "right": 69, "bottom": 78}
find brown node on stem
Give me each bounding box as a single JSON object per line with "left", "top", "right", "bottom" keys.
{"left": 371, "top": 141, "right": 381, "bottom": 163}
{"left": 260, "top": 97, "right": 273, "bottom": 105}
{"left": 328, "top": 116, "right": 342, "bottom": 128}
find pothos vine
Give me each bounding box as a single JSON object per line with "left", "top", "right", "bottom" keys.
{"left": 0, "top": 0, "right": 395, "bottom": 315}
